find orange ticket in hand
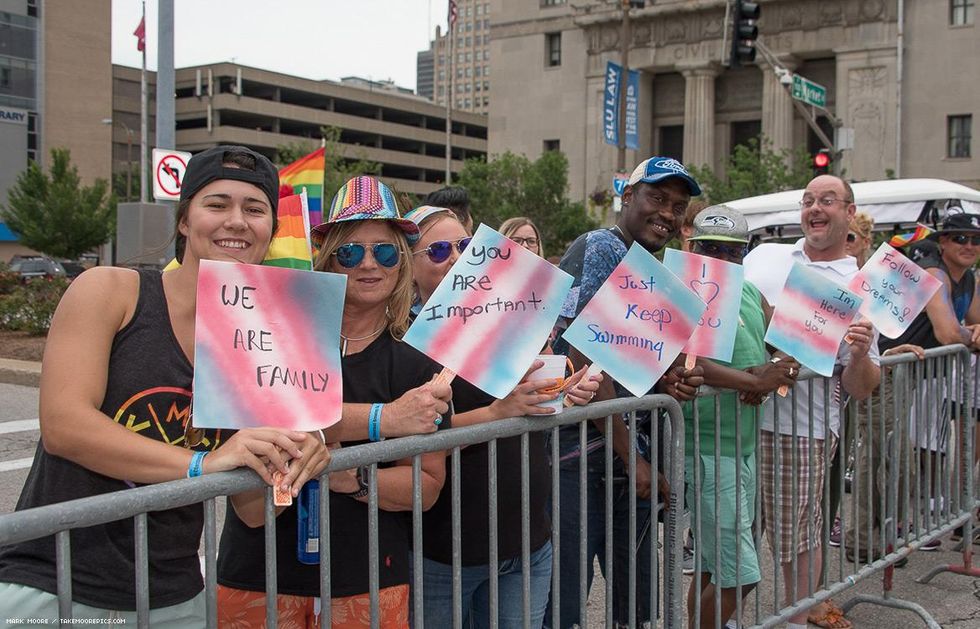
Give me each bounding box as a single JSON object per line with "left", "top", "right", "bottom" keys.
{"left": 272, "top": 470, "right": 292, "bottom": 506}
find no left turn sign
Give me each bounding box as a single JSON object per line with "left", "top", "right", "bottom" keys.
{"left": 152, "top": 148, "right": 192, "bottom": 201}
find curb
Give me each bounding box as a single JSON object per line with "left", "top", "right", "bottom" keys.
{"left": 0, "top": 359, "right": 41, "bottom": 387}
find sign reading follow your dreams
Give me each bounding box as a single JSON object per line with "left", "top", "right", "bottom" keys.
{"left": 847, "top": 243, "right": 941, "bottom": 339}
{"left": 193, "top": 260, "right": 345, "bottom": 430}
{"left": 765, "top": 262, "right": 863, "bottom": 377}
{"left": 562, "top": 243, "right": 707, "bottom": 397}
{"left": 404, "top": 224, "right": 573, "bottom": 399}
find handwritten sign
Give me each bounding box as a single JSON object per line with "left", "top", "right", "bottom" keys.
{"left": 663, "top": 249, "right": 744, "bottom": 363}
{"left": 192, "top": 260, "right": 345, "bottom": 430}
{"left": 404, "top": 224, "right": 573, "bottom": 399}
{"left": 847, "top": 242, "right": 941, "bottom": 339}
{"left": 561, "top": 243, "right": 706, "bottom": 397}
{"left": 765, "top": 262, "right": 862, "bottom": 377}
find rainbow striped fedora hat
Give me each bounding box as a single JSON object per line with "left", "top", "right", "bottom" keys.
{"left": 310, "top": 176, "right": 420, "bottom": 247}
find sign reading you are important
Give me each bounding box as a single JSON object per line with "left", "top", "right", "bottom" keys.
{"left": 765, "top": 262, "right": 863, "bottom": 377}
{"left": 562, "top": 243, "right": 706, "bottom": 397}
{"left": 404, "top": 224, "right": 573, "bottom": 399}
{"left": 192, "top": 260, "right": 345, "bottom": 430}
{"left": 847, "top": 243, "right": 941, "bottom": 339}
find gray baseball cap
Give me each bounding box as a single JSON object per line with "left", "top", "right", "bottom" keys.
{"left": 688, "top": 205, "right": 749, "bottom": 243}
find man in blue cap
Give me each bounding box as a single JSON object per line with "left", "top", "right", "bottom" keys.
{"left": 547, "top": 157, "right": 704, "bottom": 628}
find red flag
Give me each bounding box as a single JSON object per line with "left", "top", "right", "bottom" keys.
{"left": 448, "top": 0, "right": 458, "bottom": 27}
{"left": 133, "top": 17, "right": 146, "bottom": 52}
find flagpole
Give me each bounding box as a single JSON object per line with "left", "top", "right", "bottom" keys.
{"left": 444, "top": 3, "right": 454, "bottom": 185}
{"left": 139, "top": 0, "right": 148, "bottom": 203}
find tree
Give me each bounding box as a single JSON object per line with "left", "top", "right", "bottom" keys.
{"left": 275, "top": 126, "right": 382, "bottom": 206}
{"left": 1, "top": 149, "right": 116, "bottom": 259}
{"left": 457, "top": 150, "right": 597, "bottom": 253}
{"left": 687, "top": 138, "right": 814, "bottom": 205}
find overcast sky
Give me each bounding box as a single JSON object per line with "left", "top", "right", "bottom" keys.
{"left": 111, "top": 0, "right": 448, "bottom": 91}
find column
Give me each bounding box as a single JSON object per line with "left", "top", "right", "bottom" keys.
{"left": 680, "top": 62, "right": 718, "bottom": 169}
{"left": 761, "top": 56, "right": 797, "bottom": 157}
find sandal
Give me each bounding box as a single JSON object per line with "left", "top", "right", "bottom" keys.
{"left": 807, "top": 599, "right": 852, "bottom": 629}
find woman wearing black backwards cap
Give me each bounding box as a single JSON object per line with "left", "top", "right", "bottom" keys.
{"left": 0, "top": 146, "right": 328, "bottom": 627}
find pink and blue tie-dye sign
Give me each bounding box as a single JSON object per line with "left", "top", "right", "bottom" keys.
{"left": 561, "top": 243, "right": 707, "bottom": 397}
{"left": 847, "top": 242, "right": 941, "bottom": 339}
{"left": 192, "top": 260, "right": 345, "bottom": 430}
{"left": 404, "top": 224, "right": 573, "bottom": 399}
{"left": 765, "top": 262, "right": 863, "bottom": 377}
{"left": 663, "top": 249, "right": 744, "bottom": 363}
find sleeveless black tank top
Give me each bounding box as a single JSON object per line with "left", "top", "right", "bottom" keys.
{"left": 0, "top": 270, "right": 224, "bottom": 610}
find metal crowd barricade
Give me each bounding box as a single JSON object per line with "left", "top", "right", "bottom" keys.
{"left": 0, "top": 394, "right": 685, "bottom": 629}
{"left": 685, "top": 344, "right": 980, "bottom": 629}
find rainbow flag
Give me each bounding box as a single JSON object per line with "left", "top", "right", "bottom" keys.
{"left": 279, "top": 147, "right": 325, "bottom": 228}
{"left": 264, "top": 190, "right": 314, "bottom": 270}
{"left": 889, "top": 223, "right": 933, "bottom": 248}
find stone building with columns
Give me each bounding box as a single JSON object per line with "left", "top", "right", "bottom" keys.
{"left": 488, "top": 0, "right": 978, "bottom": 207}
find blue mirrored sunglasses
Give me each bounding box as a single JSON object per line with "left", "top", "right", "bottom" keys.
{"left": 332, "top": 242, "right": 401, "bottom": 268}
{"left": 414, "top": 237, "right": 472, "bottom": 263}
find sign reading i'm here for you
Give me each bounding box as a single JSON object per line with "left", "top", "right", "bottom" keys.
{"left": 847, "top": 242, "right": 941, "bottom": 339}
{"left": 404, "top": 224, "right": 573, "bottom": 399}
{"left": 562, "top": 243, "right": 707, "bottom": 397}
{"left": 765, "top": 262, "right": 863, "bottom": 377}
{"left": 192, "top": 260, "right": 345, "bottom": 430}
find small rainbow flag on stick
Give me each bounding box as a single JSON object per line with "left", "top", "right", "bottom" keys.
{"left": 264, "top": 190, "right": 314, "bottom": 270}
{"left": 889, "top": 223, "right": 933, "bottom": 248}
{"left": 279, "top": 148, "right": 325, "bottom": 227}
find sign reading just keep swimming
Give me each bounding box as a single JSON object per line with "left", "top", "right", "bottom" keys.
{"left": 192, "top": 260, "right": 345, "bottom": 430}
{"left": 404, "top": 224, "right": 573, "bottom": 399}
{"left": 561, "top": 243, "right": 706, "bottom": 397}
{"left": 847, "top": 243, "right": 941, "bottom": 339}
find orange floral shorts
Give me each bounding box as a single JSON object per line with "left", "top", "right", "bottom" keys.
{"left": 217, "top": 584, "right": 410, "bottom": 628}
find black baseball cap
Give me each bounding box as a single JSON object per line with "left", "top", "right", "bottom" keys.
{"left": 936, "top": 212, "right": 980, "bottom": 235}
{"left": 179, "top": 145, "right": 279, "bottom": 211}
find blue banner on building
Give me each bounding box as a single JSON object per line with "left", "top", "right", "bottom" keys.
{"left": 603, "top": 62, "right": 640, "bottom": 150}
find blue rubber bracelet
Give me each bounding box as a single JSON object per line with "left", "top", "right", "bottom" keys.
{"left": 369, "top": 403, "right": 384, "bottom": 442}
{"left": 187, "top": 451, "right": 207, "bottom": 478}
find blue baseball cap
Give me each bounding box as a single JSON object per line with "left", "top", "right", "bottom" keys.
{"left": 627, "top": 157, "right": 702, "bottom": 196}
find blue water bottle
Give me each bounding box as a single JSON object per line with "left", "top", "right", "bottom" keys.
{"left": 296, "top": 479, "right": 320, "bottom": 565}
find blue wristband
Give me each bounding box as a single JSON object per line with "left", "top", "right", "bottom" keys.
{"left": 187, "top": 451, "right": 207, "bottom": 478}
{"left": 369, "top": 403, "right": 384, "bottom": 442}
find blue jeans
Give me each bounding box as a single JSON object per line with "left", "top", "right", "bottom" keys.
{"left": 545, "top": 454, "right": 654, "bottom": 629}
{"left": 419, "top": 541, "right": 553, "bottom": 629}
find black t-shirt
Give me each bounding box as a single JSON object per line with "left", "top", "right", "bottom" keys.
{"left": 217, "top": 331, "right": 441, "bottom": 597}
{"left": 422, "top": 376, "right": 552, "bottom": 566}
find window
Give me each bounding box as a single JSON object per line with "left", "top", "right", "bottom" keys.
{"left": 483, "top": 96, "right": 490, "bottom": 106}
{"left": 466, "top": 21, "right": 473, "bottom": 32}
{"left": 474, "top": 35, "right": 481, "bottom": 46}
{"left": 456, "top": 68, "right": 463, "bottom": 79}
{"left": 457, "top": 52, "right": 464, "bottom": 64}
{"left": 465, "top": 68, "right": 472, "bottom": 78}
{"left": 464, "top": 98, "right": 471, "bottom": 108}
{"left": 475, "top": 66, "right": 482, "bottom": 77}
{"left": 542, "top": 0, "right": 567, "bottom": 5}
{"left": 483, "top": 65, "right": 489, "bottom": 76}
{"left": 464, "top": 5, "right": 470, "bottom": 17}
{"left": 948, "top": 115, "right": 972, "bottom": 158}
{"left": 475, "top": 81, "right": 482, "bottom": 91}
{"left": 465, "top": 52, "right": 471, "bottom": 63}
{"left": 438, "top": 86, "right": 445, "bottom": 97}
{"left": 476, "top": 5, "right": 483, "bottom": 16}
{"left": 659, "top": 125, "right": 684, "bottom": 162}
{"left": 545, "top": 33, "right": 561, "bottom": 67}
{"left": 543, "top": 139, "right": 561, "bottom": 152}
{"left": 951, "top": 0, "right": 975, "bottom": 25}
{"left": 483, "top": 80, "right": 490, "bottom": 90}
{"left": 730, "top": 120, "right": 762, "bottom": 151}
{"left": 0, "top": 67, "right": 9, "bottom": 89}
{"left": 465, "top": 36, "right": 471, "bottom": 47}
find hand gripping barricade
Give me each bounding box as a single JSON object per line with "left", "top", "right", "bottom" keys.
{"left": 0, "top": 395, "right": 686, "bottom": 629}
{"left": 685, "top": 344, "right": 980, "bottom": 629}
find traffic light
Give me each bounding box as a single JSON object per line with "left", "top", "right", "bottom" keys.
{"left": 731, "top": 1, "right": 761, "bottom": 66}
{"left": 813, "top": 149, "right": 831, "bottom": 174}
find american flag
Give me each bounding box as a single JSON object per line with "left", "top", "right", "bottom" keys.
{"left": 448, "top": 0, "right": 458, "bottom": 26}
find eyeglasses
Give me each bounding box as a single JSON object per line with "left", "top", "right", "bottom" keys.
{"left": 846, "top": 233, "right": 858, "bottom": 243}
{"left": 413, "top": 237, "right": 472, "bottom": 263}
{"left": 332, "top": 242, "right": 401, "bottom": 268}
{"left": 799, "top": 196, "right": 852, "bottom": 209}
{"left": 694, "top": 241, "right": 748, "bottom": 259}
{"left": 511, "top": 236, "right": 539, "bottom": 248}
{"left": 949, "top": 234, "right": 980, "bottom": 246}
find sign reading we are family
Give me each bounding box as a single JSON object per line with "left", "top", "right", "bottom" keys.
{"left": 765, "top": 262, "right": 863, "bottom": 377}
{"left": 562, "top": 243, "right": 707, "bottom": 397}
{"left": 404, "top": 224, "right": 573, "bottom": 399}
{"left": 192, "top": 260, "right": 345, "bottom": 430}
{"left": 848, "top": 243, "right": 941, "bottom": 339}
{"left": 663, "top": 249, "right": 744, "bottom": 363}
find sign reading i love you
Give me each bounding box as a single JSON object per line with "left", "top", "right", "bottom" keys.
{"left": 561, "top": 243, "right": 707, "bottom": 397}
{"left": 663, "top": 249, "right": 744, "bottom": 363}
{"left": 847, "top": 242, "right": 942, "bottom": 339}
{"left": 765, "top": 262, "right": 863, "bottom": 377}
{"left": 192, "top": 260, "right": 346, "bottom": 430}
{"left": 404, "top": 224, "right": 573, "bottom": 399}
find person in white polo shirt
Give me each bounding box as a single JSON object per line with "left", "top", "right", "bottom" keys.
{"left": 743, "top": 174, "right": 881, "bottom": 629}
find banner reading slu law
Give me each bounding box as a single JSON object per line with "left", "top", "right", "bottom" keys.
{"left": 192, "top": 260, "right": 345, "bottom": 430}
{"left": 404, "top": 224, "right": 573, "bottom": 399}
{"left": 603, "top": 61, "right": 640, "bottom": 150}
{"left": 562, "top": 243, "right": 706, "bottom": 397}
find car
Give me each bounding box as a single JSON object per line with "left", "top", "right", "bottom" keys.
{"left": 60, "top": 261, "right": 86, "bottom": 279}
{"left": 8, "top": 256, "right": 66, "bottom": 282}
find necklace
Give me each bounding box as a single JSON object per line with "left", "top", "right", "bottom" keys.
{"left": 340, "top": 323, "right": 387, "bottom": 357}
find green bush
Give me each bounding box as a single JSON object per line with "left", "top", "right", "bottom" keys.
{"left": 0, "top": 262, "right": 18, "bottom": 296}
{"left": 0, "top": 277, "right": 69, "bottom": 335}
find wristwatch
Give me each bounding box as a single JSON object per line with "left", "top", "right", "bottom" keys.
{"left": 341, "top": 465, "right": 370, "bottom": 499}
